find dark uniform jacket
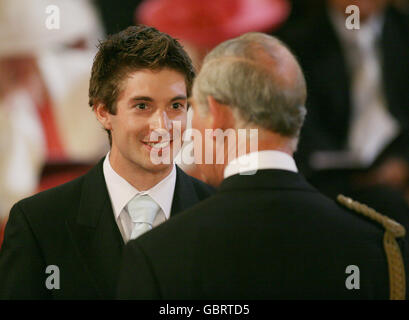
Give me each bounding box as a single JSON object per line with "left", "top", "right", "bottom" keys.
{"left": 118, "top": 169, "right": 409, "bottom": 299}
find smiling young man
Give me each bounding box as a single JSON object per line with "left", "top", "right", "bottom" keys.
{"left": 0, "top": 26, "right": 214, "bottom": 299}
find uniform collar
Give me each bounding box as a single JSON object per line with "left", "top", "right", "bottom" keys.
{"left": 223, "top": 150, "right": 298, "bottom": 179}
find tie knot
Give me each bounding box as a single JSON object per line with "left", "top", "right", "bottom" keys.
{"left": 127, "top": 194, "right": 160, "bottom": 225}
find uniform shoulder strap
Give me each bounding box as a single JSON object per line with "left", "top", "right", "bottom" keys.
{"left": 337, "top": 194, "right": 406, "bottom": 300}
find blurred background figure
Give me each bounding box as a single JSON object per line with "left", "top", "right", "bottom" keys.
{"left": 276, "top": 0, "right": 409, "bottom": 220}
{"left": 0, "top": 0, "right": 108, "bottom": 245}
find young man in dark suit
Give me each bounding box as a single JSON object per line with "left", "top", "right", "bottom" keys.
{"left": 0, "top": 26, "right": 214, "bottom": 299}
{"left": 117, "top": 32, "right": 409, "bottom": 299}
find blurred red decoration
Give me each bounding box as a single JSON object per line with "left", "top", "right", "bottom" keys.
{"left": 137, "top": 0, "right": 290, "bottom": 48}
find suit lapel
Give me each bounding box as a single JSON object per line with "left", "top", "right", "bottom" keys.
{"left": 170, "top": 166, "right": 200, "bottom": 217}
{"left": 66, "top": 158, "right": 124, "bottom": 299}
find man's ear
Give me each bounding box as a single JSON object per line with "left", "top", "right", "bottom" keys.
{"left": 207, "top": 96, "right": 235, "bottom": 130}
{"left": 94, "top": 103, "right": 112, "bottom": 131}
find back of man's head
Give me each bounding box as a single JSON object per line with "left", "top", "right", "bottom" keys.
{"left": 193, "top": 32, "right": 307, "bottom": 140}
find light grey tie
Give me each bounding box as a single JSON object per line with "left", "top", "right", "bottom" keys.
{"left": 126, "top": 194, "right": 160, "bottom": 240}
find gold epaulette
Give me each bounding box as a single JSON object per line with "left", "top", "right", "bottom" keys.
{"left": 337, "top": 194, "right": 406, "bottom": 300}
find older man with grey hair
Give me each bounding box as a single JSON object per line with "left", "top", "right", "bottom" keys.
{"left": 118, "top": 32, "right": 408, "bottom": 299}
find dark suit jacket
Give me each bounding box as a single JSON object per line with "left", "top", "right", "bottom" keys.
{"left": 118, "top": 169, "right": 409, "bottom": 299}
{"left": 277, "top": 6, "right": 409, "bottom": 177}
{"left": 0, "top": 158, "right": 215, "bottom": 299}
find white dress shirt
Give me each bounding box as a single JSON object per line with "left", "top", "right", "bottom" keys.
{"left": 329, "top": 8, "right": 400, "bottom": 167}
{"left": 224, "top": 150, "right": 298, "bottom": 179}
{"left": 103, "top": 152, "right": 176, "bottom": 242}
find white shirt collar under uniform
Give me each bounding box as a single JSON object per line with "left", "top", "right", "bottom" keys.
{"left": 223, "top": 150, "right": 298, "bottom": 179}
{"left": 103, "top": 152, "right": 176, "bottom": 242}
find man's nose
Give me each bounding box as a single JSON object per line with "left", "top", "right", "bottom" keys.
{"left": 149, "top": 110, "right": 172, "bottom": 131}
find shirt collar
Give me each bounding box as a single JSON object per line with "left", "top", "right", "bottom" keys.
{"left": 223, "top": 150, "right": 298, "bottom": 179}
{"left": 103, "top": 152, "right": 176, "bottom": 221}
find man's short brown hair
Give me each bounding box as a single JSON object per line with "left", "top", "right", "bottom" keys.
{"left": 89, "top": 25, "right": 195, "bottom": 142}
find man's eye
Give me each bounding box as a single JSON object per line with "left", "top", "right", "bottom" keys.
{"left": 135, "top": 103, "right": 147, "bottom": 110}
{"left": 172, "top": 103, "right": 184, "bottom": 110}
